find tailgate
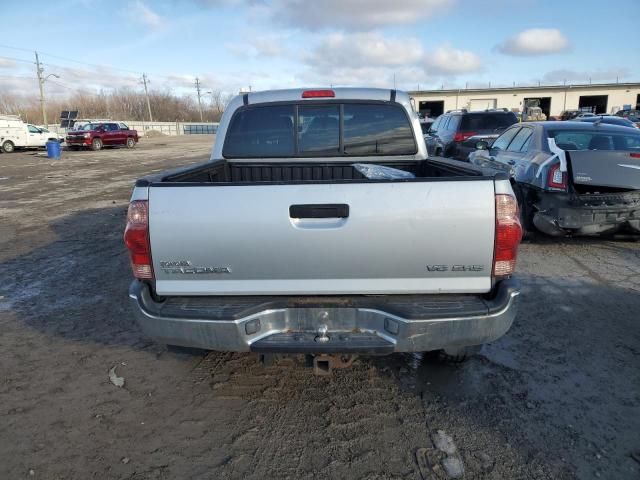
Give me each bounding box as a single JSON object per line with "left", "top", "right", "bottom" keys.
{"left": 568, "top": 151, "right": 640, "bottom": 189}
{"left": 149, "top": 181, "right": 496, "bottom": 295}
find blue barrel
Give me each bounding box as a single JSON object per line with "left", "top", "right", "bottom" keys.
{"left": 46, "top": 140, "right": 61, "bottom": 159}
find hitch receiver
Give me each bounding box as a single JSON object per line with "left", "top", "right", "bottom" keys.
{"left": 313, "top": 354, "right": 357, "bottom": 376}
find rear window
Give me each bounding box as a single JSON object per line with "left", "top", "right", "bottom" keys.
{"left": 343, "top": 104, "right": 416, "bottom": 155}
{"left": 549, "top": 129, "right": 640, "bottom": 151}
{"left": 460, "top": 113, "right": 517, "bottom": 132}
{"left": 223, "top": 103, "right": 416, "bottom": 158}
{"left": 223, "top": 105, "right": 295, "bottom": 157}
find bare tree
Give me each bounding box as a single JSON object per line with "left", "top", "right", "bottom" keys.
{"left": 0, "top": 87, "right": 235, "bottom": 124}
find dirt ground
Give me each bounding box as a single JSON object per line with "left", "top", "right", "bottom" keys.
{"left": 1, "top": 136, "right": 639, "bottom": 480}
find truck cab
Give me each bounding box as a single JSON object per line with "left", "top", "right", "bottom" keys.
{"left": 65, "top": 122, "right": 138, "bottom": 151}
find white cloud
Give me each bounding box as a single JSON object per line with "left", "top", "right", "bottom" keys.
{"left": 307, "top": 32, "right": 424, "bottom": 69}
{"left": 497, "top": 28, "right": 569, "bottom": 56}
{"left": 297, "top": 32, "right": 479, "bottom": 89}
{"left": 424, "top": 44, "right": 482, "bottom": 74}
{"left": 130, "top": 1, "right": 163, "bottom": 29}
{"left": 244, "top": 0, "right": 455, "bottom": 30}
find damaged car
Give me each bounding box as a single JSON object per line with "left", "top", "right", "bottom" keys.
{"left": 469, "top": 121, "right": 640, "bottom": 237}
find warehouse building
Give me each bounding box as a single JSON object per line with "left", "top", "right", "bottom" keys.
{"left": 409, "top": 82, "right": 640, "bottom": 119}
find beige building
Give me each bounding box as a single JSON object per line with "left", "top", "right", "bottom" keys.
{"left": 409, "top": 82, "right": 640, "bottom": 119}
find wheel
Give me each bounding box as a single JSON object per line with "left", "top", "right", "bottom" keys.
{"left": 1, "top": 140, "right": 15, "bottom": 153}
{"left": 126, "top": 137, "right": 136, "bottom": 149}
{"left": 513, "top": 184, "right": 536, "bottom": 240}
{"left": 91, "top": 138, "right": 103, "bottom": 151}
{"left": 436, "top": 345, "right": 482, "bottom": 363}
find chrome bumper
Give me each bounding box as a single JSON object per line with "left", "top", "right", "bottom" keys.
{"left": 129, "top": 279, "right": 520, "bottom": 354}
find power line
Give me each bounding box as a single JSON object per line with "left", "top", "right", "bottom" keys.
{"left": 0, "top": 74, "right": 35, "bottom": 79}
{"left": 0, "top": 43, "right": 35, "bottom": 53}
{"left": 0, "top": 43, "right": 141, "bottom": 75}
{"left": 0, "top": 54, "right": 34, "bottom": 65}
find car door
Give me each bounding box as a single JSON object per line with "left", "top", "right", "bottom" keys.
{"left": 105, "top": 123, "right": 119, "bottom": 145}
{"left": 102, "top": 123, "right": 116, "bottom": 145}
{"left": 26, "top": 125, "right": 45, "bottom": 147}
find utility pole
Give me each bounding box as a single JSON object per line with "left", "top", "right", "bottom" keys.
{"left": 141, "top": 73, "right": 153, "bottom": 122}
{"left": 195, "top": 77, "right": 203, "bottom": 122}
{"left": 35, "top": 51, "right": 47, "bottom": 126}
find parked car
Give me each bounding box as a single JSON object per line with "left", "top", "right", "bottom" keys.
{"left": 559, "top": 110, "right": 582, "bottom": 121}
{"left": 125, "top": 88, "right": 522, "bottom": 372}
{"left": 469, "top": 121, "right": 640, "bottom": 237}
{"left": 65, "top": 122, "right": 138, "bottom": 151}
{"left": 424, "top": 109, "right": 518, "bottom": 160}
{"left": 0, "top": 115, "right": 64, "bottom": 153}
{"left": 419, "top": 118, "right": 434, "bottom": 135}
{"left": 574, "top": 115, "right": 639, "bottom": 129}
{"left": 575, "top": 112, "right": 597, "bottom": 118}
{"left": 615, "top": 109, "right": 640, "bottom": 127}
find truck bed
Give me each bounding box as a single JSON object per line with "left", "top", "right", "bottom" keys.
{"left": 139, "top": 157, "right": 486, "bottom": 186}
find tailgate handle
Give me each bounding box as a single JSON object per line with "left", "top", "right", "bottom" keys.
{"left": 289, "top": 204, "right": 349, "bottom": 219}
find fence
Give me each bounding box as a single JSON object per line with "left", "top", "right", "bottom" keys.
{"left": 44, "top": 121, "right": 219, "bottom": 137}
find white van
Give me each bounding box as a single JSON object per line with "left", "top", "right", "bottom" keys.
{"left": 0, "top": 115, "right": 64, "bottom": 153}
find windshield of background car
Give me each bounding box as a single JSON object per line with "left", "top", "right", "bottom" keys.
{"left": 223, "top": 103, "right": 417, "bottom": 157}
{"left": 549, "top": 129, "right": 640, "bottom": 151}
{"left": 460, "top": 113, "right": 518, "bottom": 132}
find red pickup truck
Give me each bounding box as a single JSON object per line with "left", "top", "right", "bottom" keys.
{"left": 66, "top": 122, "right": 138, "bottom": 151}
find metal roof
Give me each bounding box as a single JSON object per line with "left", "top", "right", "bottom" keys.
{"left": 409, "top": 82, "right": 640, "bottom": 96}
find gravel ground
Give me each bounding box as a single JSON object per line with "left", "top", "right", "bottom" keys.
{"left": 1, "top": 136, "right": 639, "bottom": 480}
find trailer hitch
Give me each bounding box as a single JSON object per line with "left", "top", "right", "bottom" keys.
{"left": 312, "top": 354, "right": 358, "bottom": 376}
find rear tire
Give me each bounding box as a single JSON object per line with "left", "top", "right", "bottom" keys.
{"left": 1, "top": 140, "right": 15, "bottom": 153}
{"left": 126, "top": 137, "right": 136, "bottom": 149}
{"left": 91, "top": 138, "right": 103, "bottom": 151}
{"left": 514, "top": 184, "right": 536, "bottom": 240}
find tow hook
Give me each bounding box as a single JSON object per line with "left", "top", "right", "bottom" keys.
{"left": 315, "top": 325, "right": 330, "bottom": 343}
{"left": 313, "top": 354, "right": 357, "bottom": 376}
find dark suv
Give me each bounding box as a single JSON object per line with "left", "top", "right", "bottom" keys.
{"left": 424, "top": 109, "right": 518, "bottom": 160}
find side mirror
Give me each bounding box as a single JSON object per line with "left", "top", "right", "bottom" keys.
{"left": 475, "top": 140, "right": 489, "bottom": 150}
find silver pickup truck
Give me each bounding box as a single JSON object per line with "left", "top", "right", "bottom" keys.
{"left": 125, "top": 88, "right": 523, "bottom": 370}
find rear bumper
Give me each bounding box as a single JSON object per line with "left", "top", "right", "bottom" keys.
{"left": 129, "top": 279, "right": 520, "bottom": 354}
{"left": 533, "top": 191, "right": 640, "bottom": 236}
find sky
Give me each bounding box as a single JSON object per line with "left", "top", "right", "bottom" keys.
{"left": 1, "top": 0, "right": 638, "bottom": 100}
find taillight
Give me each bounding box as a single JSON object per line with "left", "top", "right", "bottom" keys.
{"left": 302, "top": 89, "right": 335, "bottom": 98}
{"left": 124, "top": 200, "right": 153, "bottom": 279}
{"left": 453, "top": 131, "right": 476, "bottom": 142}
{"left": 630, "top": 153, "right": 640, "bottom": 158}
{"left": 493, "top": 194, "right": 522, "bottom": 278}
{"left": 547, "top": 163, "right": 567, "bottom": 190}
